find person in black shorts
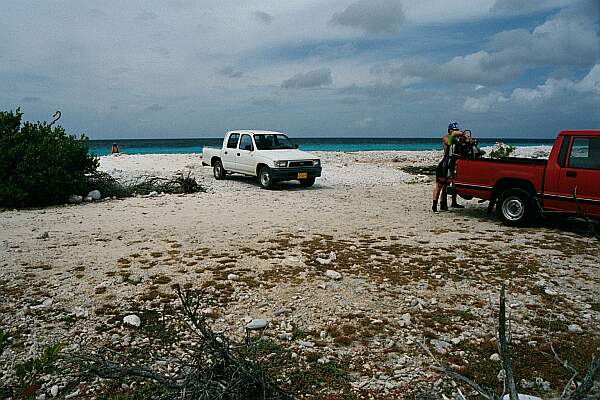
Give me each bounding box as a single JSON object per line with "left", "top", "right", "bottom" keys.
{"left": 432, "top": 122, "right": 465, "bottom": 212}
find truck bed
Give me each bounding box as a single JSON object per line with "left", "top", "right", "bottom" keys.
{"left": 454, "top": 156, "right": 547, "bottom": 201}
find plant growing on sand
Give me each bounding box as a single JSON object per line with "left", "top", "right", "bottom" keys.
{"left": 0, "top": 108, "right": 98, "bottom": 207}
{"left": 489, "top": 142, "right": 517, "bottom": 159}
{"left": 420, "top": 286, "right": 600, "bottom": 400}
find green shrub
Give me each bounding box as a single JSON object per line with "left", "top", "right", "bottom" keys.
{"left": 489, "top": 142, "right": 516, "bottom": 159}
{"left": 0, "top": 108, "right": 98, "bottom": 207}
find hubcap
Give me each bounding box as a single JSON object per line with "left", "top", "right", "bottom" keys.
{"left": 214, "top": 164, "right": 221, "bottom": 177}
{"left": 502, "top": 196, "right": 524, "bottom": 221}
{"left": 261, "top": 171, "right": 270, "bottom": 186}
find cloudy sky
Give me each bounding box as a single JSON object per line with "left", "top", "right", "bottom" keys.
{"left": 1, "top": 0, "right": 598, "bottom": 139}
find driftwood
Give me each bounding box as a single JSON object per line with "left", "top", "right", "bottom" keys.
{"left": 420, "top": 286, "right": 599, "bottom": 400}
{"left": 85, "top": 170, "right": 205, "bottom": 198}
{"left": 62, "top": 286, "right": 290, "bottom": 400}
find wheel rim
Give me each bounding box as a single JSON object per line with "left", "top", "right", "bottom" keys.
{"left": 502, "top": 196, "right": 524, "bottom": 221}
{"left": 214, "top": 164, "right": 221, "bottom": 178}
{"left": 261, "top": 171, "right": 270, "bottom": 186}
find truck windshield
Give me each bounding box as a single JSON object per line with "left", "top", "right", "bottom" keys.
{"left": 254, "top": 134, "right": 295, "bottom": 150}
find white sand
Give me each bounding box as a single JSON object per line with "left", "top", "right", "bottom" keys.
{"left": 1, "top": 148, "right": 598, "bottom": 397}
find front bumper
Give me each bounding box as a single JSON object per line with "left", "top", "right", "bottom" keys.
{"left": 271, "top": 166, "right": 322, "bottom": 181}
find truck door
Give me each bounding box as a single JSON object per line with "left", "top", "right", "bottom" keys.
{"left": 558, "top": 136, "right": 600, "bottom": 218}
{"left": 222, "top": 132, "right": 240, "bottom": 171}
{"left": 237, "top": 134, "right": 256, "bottom": 174}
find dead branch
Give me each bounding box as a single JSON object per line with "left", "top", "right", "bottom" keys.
{"left": 499, "top": 285, "right": 519, "bottom": 400}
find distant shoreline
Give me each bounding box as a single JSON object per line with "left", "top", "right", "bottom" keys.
{"left": 89, "top": 137, "right": 554, "bottom": 156}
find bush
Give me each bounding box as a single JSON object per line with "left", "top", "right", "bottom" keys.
{"left": 0, "top": 108, "right": 98, "bottom": 207}
{"left": 489, "top": 142, "right": 516, "bottom": 159}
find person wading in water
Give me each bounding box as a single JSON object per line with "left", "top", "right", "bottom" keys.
{"left": 432, "top": 122, "right": 465, "bottom": 213}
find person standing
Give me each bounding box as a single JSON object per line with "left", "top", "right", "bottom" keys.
{"left": 432, "top": 122, "right": 464, "bottom": 213}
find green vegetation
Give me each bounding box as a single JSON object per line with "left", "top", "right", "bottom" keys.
{"left": 489, "top": 142, "right": 517, "bottom": 159}
{"left": 0, "top": 108, "right": 98, "bottom": 207}
{"left": 13, "top": 343, "right": 63, "bottom": 399}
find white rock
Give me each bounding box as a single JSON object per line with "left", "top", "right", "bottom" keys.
{"left": 299, "top": 341, "right": 315, "bottom": 348}
{"left": 502, "top": 395, "right": 542, "bottom": 400}
{"left": 544, "top": 288, "right": 558, "bottom": 296}
{"left": 227, "top": 273, "right": 240, "bottom": 282}
{"left": 68, "top": 195, "right": 82, "bottom": 204}
{"left": 246, "top": 319, "right": 268, "bottom": 330}
{"left": 73, "top": 307, "right": 88, "bottom": 318}
{"left": 87, "top": 190, "right": 101, "bottom": 200}
{"left": 31, "top": 298, "right": 53, "bottom": 310}
{"left": 50, "top": 385, "right": 59, "bottom": 397}
{"left": 568, "top": 324, "right": 583, "bottom": 334}
{"left": 325, "top": 270, "right": 342, "bottom": 280}
{"left": 490, "top": 353, "right": 500, "bottom": 361}
{"left": 316, "top": 257, "right": 332, "bottom": 265}
{"left": 148, "top": 191, "right": 159, "bottom": 197}
{"left": 84, "top": 196, "right": 93, "bottom": 202}
{"left": 65, "top": 389, "right": 80, "bottom": 399}
{"left": 430, "top": 339, "right": 451, "bottom": 354}
{"left": 123, "top": 314, "right": 141, "bottom": 327}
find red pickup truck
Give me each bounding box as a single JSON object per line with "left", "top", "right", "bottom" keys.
{"left": 453, "top": 130, "right": 600, "bottom": 226}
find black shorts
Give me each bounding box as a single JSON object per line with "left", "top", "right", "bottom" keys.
{"left": 436, "top": 160, "right": 448, "bottom": 183}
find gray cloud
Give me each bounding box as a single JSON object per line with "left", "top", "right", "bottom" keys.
{"left": 254, "top": 11, "right": 273, "bottom": 24}
{"left": 145, "top": 104, "right": 166, "bottom": 112}
{"left": 281, "top": 68, "right": 333, "bottom": 89}
{"left": 490, "top": 0, "right": 547, "bottom": 14}
{"left": 219, "top": 66, "right": 243, "bottom": 79}
{"left": 135, "top": 10, "right": 159, "bottom": 22}
{"left": 330, "top": 0, "right": 405, "bottom": 34}
{"left": 21, "top": 96, "right": 41, "bottom": 103}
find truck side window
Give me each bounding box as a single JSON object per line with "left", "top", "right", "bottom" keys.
{"left": 227, "top": 133, "right": 240, "bottom": 149}
{"left": 568, "top": 137, "right": 600, "bottom": 170}
{"left": 557, "top": 136, "right": 570, "bottom": 167}
{"left": 239, "top": 134, "right": 253, "bottom": 151}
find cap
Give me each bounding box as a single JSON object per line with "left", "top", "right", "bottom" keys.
{"left": 448, "top": 122, "right": 460, "bottom": 131}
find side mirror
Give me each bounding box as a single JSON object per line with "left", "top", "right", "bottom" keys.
{"left": 244, "top": 144, "right": 253, "bottom": 151}
{"left": 294, "top": 144, "right": 298, "bottom": 149}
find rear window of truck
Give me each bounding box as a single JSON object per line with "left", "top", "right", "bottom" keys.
{"left": 568, "top": 137, "right": 600, "bottom": 170}
{"left": 227, "top": 133, "right": 240, "bottom": 149}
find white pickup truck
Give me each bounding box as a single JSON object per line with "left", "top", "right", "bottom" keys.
{"left": 202, "top": 130, "right": 322, "bottom": 189}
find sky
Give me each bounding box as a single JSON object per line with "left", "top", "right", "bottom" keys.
{"left": 1, "top": 0, "right": 598, "bottom": 139}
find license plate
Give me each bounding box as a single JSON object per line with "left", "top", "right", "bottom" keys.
{"left": 297, "top": 172, "right": 308, "bottom": 179}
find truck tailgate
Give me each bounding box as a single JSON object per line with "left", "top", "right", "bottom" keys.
{"left": 454, "top": 157, "right": 547, "bottom": 201}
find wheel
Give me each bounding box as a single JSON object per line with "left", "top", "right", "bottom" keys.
{"left": 213, "top": 160, "right": 226, "bottom": 180}
{"left": 497, "top": 188, "right": 532, "bottom": 227}
{"left": 299, "top": 177, "right": 315, "bottom": 187}
{"left": 258, "top": 166, "right": 273, "bottom": 189}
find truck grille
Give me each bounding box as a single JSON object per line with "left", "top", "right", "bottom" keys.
{"left": 288, "top": 160, "right": 313, "bottom": 167}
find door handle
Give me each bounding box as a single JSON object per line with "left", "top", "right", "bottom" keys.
{"left": 566, "top": 171, "right": 577, "bottom": 178}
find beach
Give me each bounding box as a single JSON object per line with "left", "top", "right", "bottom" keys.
{"left": 1, "top": 148, "right": 598, "bottom": 398}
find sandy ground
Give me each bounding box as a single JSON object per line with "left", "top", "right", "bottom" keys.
{"left": 1, "top": 149, "right": 598, "bottom": 399}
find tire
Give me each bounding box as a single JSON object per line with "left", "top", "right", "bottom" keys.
{"left": 496, "top": 188, "right": 532, "bottom": 227}
{"left": 299, "top": 177, "right": 315, "bottom": 187}
{"left": 258, "top": 166, "right": 273, "bottom": 189}
{"left": 213, "top": 160, "right": 226, "bottom": 180}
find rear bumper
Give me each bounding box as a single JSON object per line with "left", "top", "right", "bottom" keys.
{"left": 271, "top": 166, "right": 322, "bottom": 180}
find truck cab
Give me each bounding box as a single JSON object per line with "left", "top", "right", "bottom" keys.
{"left": 453, "top": 130, "right": 600, "bottom": 226}
{"left": 202, "top": 130, "right": 322, "bottom": 189}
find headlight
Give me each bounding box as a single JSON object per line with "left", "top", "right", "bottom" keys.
{"left": 313, "top": 159, "right": 320, "bottom": 166}
{"left": 274, "top": 160, "right": 287, "bottom": 168}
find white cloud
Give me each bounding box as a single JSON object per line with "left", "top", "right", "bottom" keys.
{"left": 464, "top": 64, "right": 600, "bottom": 112}
{"left": 281, "top": 68, "right": 333, "bottom": 89}
{"left": 574, "top": 64, "right": 600, "bottom": 94}
{"left": 353, "top": 117, "right": 374, "bottom": 128}
{"left": 331, "top": 0, "right": 405, "bottom": 34}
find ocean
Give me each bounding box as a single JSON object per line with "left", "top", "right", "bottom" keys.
{"left": 89, "top": 137, "right": 554, "bottom": 156}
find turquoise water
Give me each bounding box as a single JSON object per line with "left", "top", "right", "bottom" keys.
{"left": 89, "top": 138, "right": 554, "bottom": 156}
